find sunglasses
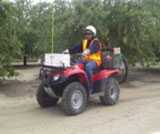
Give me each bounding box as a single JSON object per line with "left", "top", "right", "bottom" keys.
{"left": 84, "top": 32, "right": 93, "bottom": 36}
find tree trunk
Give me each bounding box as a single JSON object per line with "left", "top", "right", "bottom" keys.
{"left": 23, "top": 55, "right": 27, "bottom": 66}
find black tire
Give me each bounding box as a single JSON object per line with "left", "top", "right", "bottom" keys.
{"left": 39, "top": 68, "right": 43, "bottom": 80}
{"left": 36, "top": 83, "right": 59, "bottom": 108}
{"left": 117, "top": 57, "right": 128, "bottom": 83}
{"left": 62, "top": 82, "right": 87, "bottom": 115}
{"left": 100, "top": 78, "right": 120, "bottom": 105}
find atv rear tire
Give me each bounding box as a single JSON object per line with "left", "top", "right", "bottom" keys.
{"left": 62, "top": 82, "right": 87, "bottom": 115}
{"left": 117, "top": 57, "right": 128, "bottom": 83}
{"left": 36, "top": 83, "right": 59, "bottom": 108}
{"left": 100, "top": 78, "right": 120, "bottom": 105}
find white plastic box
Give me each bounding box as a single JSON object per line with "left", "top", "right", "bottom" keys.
{"left": 43, "top": 53, "right": 70, "bottom": 67}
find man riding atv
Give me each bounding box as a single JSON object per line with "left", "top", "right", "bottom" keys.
{"left": 64, "top": 25, "right": 102, "bottom": 93}
{"left": 37, "top": 25, "right": 126, "bottom": 115}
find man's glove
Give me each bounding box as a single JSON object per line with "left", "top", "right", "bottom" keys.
{"left": 82, "top": 49, "right": 90, "bottom": 56}
{"left": 63, "top": 49, "right": 69, "bottom": 54}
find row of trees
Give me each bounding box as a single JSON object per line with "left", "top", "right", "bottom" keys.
{"left": 0, "top": 0, "right": 160, "bottom": 76}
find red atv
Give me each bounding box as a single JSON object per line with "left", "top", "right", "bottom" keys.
{"left": 37, "top": 53, "right": 120, "bottom": 115}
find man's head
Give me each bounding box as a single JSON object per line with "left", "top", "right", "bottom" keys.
{"left": 84, "top": 25, "right": 96, "bottom": 40}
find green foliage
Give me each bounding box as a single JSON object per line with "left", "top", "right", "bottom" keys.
{"left": 52, "top": 0, "right": 160, "bottom": 64}
{"left": 0, "top": 1, "right": 20, "bottom": 77}
{"left": 1, "top": 0, "right": 160, "bottom": 77}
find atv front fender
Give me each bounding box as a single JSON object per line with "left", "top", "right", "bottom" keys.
{"left": 63, "top": 65, "right": 88, "bottom": 82}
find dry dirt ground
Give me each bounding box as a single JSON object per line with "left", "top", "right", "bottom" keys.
{"left": 0, "top": 67, "right": 160, "bottom": 134}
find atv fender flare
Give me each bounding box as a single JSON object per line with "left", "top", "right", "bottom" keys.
{"left": 67, "top": 73, "right": 88, "bottom": 87}
{"left": 93, "top": 69, "right": 120, "bottom": 81}
{"left": 63, "top": 66, "right": 88, "bottom": 83}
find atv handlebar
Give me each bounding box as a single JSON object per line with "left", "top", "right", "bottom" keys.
{"left": 102, "top": 48, "right": 114, "bottom": 53}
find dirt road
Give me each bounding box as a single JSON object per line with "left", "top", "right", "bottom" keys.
{"left": 0, "top": 67, "right": 160, "bottom": 134}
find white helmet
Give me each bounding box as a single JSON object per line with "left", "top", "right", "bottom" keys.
{"left": 85, "top": 25, "right": 96, "bottom": 36}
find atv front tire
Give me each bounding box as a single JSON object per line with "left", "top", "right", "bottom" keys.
{"left": 36, "top": 83, "right": 59, "bottom": 108}
{"left": 100, "top": 78, "right": 120, "bottom": 105}
{"left": 62, "top": 82, "right": 87, "bottom": 115}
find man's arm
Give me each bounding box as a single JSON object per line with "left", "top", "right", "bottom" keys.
{"left": 68, "top": 43, "right": 82, "bottom": 54}
{"left": 89, "top": 40, "right": 101, "bottom": 54}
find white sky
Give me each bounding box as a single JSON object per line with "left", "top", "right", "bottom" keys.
{"left": 8, "top": 0, "right": 53, "bottom": 4}
{"left": 30, "top": 0, "right": 53, "bottom": 5}
{"left": 30, "top": 0, "right": 53, "bottom": 4}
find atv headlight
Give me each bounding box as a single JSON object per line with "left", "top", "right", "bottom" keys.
{"left": 53, "top": 75, "right": 60, "bottom": 81}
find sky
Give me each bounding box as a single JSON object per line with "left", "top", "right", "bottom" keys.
{"left": 30, "top": 0, "right": 53, "bottom": 4}
{"left": 8, "top": 0, "right": 53, "bottom": 4}
{"left": 29, "top": 0, "right": 53, "bottom": 5}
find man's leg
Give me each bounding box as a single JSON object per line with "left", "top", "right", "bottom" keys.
{"left": 85, "top": 61, "right": 97, "bottom": 93}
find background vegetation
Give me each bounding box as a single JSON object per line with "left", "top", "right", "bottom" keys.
{"left": 0, "top": 0, "right": 160, "bottom": 76}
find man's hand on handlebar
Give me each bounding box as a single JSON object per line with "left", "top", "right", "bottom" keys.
{"left": 82, "top": 49, "right": 90, "bottom": 56}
